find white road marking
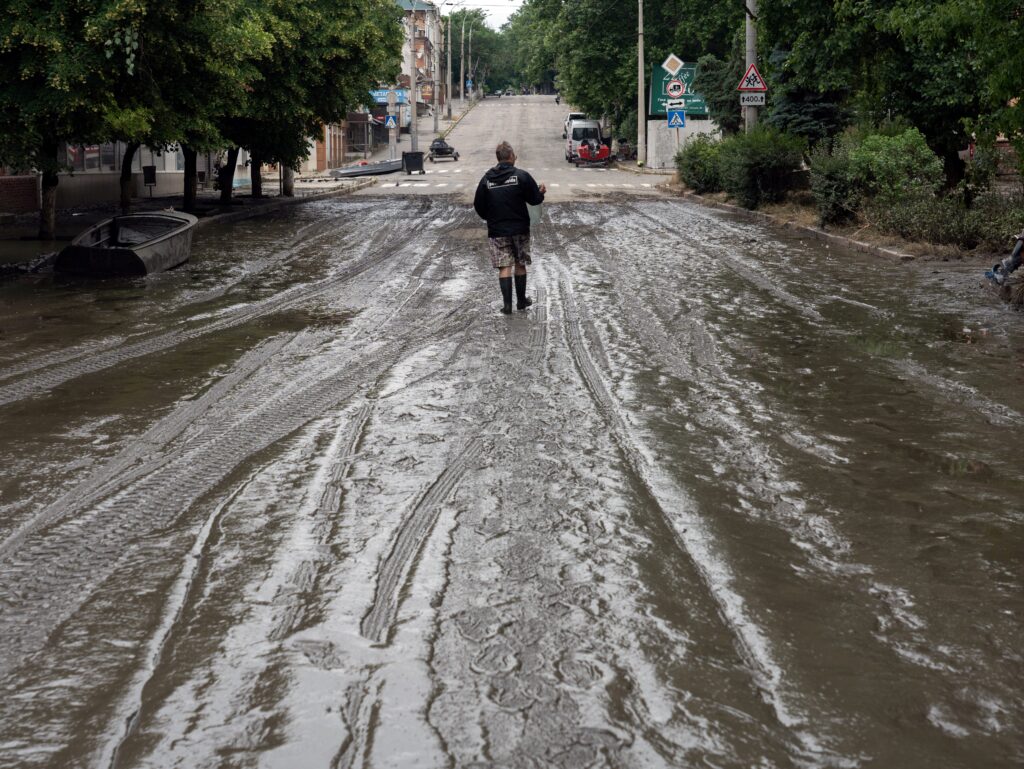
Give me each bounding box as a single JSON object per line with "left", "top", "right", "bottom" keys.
{"left": 400, "top": 183, "right": 413, "bottom": 187}
{"left": 436, "top": 183, "right": 449, "bottom": 187}
{"left": 642, "top": 183, "right": 652, "bottom": 188}
{"left": 413, "top": 183, "right": 430, "bottom": 187}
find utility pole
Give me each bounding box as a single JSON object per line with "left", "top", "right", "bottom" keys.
{"left": 432, "top": 13, "right": 440, "bottom": 133}
{"left": 468, "top": 26, "right": 473, "bottom": 100}
{"left": 460, "top": 14, "right": 466, "bottom": 110}
{"left": 446, "top": 11, "right": 453, "bottom": 120}
{"left": 636, "top": 0, "right": 646, "bottom": 168}
{"left": 410, "top": 3, "right": 419, "bottom": 152}
{"left": 745, "top": 0, "right": 758, "bottom": 132}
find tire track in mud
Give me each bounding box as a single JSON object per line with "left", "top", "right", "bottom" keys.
{"left": 267, "top": 402, "right": 374, "bottom": 643}
{"left": 100, "top": 476, "right": 255, "bottom": 769}
{"left": 0, "top": 334, "right": 294, "bottom": 556}
{"left": 0, "top": 199, "right": 438, "bottom": 408}
{"left": 626, "top": 200, "right": 1024, "bottom": 429}
{"left": 548, "top": 208, "right": 856, "bottom": 569}
{"left": 0, "top": 256, "right": 479, "bottom": 679}
{"left": 546, "top": 252, "right": 843, "bottom": 762}
{"left": 360, "top": 436, "right": 486, "bottom": 645}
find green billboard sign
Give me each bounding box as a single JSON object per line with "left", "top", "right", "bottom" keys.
{"left": 649, "top": 62, "right": 708, "bottom": 117}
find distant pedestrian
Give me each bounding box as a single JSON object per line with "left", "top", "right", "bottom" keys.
{"left": 473, "top": 141, "right": 546, "bottom": 314}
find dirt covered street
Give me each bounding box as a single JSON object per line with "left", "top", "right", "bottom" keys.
{"left": 0, "top": 97, "right": 1022, "bottom": 768}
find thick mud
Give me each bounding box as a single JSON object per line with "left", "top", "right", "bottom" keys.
{"left": 0, "top": 195, "right": 1021, "bottom": 768}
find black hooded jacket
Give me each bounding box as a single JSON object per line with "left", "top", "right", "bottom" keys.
{"left": 473, "top": 163, "right": 545, "bottom": 238}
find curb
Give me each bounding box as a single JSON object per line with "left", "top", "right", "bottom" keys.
{"left": 439, "top": 100, "right": 479, "bottom": 140}
{"left": 194, "top": 178, "right": 377, "bottom": 230}
{"left": 680, "top": 191, "right": 917, "bottom": 263}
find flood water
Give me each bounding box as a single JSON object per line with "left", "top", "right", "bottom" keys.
{"left": 0, "top": 194, "right": 1021, "bottom": 768}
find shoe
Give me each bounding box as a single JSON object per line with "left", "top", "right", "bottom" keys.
{"left": 517, "top": 297, "right": 533, "bottom": 310}
{"left": 501, "top": 303, "right": 513, "bottom": 315}
{"left": 986, "top": 265, "right": 1005, "bottom": 285}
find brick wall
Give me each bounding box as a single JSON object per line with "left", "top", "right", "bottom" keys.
{"left": 0, "top": 175, "right": 38, "bottom": 213}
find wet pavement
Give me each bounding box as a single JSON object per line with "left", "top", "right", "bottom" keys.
{"left": 0, "top": 97, "right": 1022, "bottom": 769}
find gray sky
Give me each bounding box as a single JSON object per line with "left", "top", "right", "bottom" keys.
{"left": 457, "top": 1, "right": 525, "bottom": 29}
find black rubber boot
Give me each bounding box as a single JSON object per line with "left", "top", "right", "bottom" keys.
{"left": 515, "top": 273, "right": 532, "bottom": 310}
{"left": 499, "top": 276, "right": 513, "bottom": 314}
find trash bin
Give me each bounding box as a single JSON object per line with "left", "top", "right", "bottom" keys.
{"left": 402, "top": 151, "right": 425, "bottom": 175}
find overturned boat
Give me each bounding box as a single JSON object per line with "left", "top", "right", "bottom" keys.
{"left": 329, "top": 158, "right": 403, "bottom": 178}
{"left": 55, "top": 211, "right": 198, "bottom": 276}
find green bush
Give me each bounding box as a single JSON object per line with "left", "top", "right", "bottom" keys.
{"left": 674, "top": 134, "right": 722, "bottom": 193}
{"left": 847, "top": 128, "right": 943, "bottom": 201}
{"left": 809, "top": 140, "right": 859, "bottom": 226}
{"left": 717, "top": 126, "right": 806, "bottom": 209}
{"left": 868, "top": 191, "right": 1024, "bottom": 252}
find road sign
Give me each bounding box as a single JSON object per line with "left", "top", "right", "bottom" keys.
{"left": 370, "top": 88, "right": 408, "bottom": 104}
{"left": 739, "top": 93, "right": 766, "bottom": 106}
{"left": 384, "top": 114, "right": 398, "bottom": 129}
{"left": 661, "top": 53, "right": 684, "bottom": 77}
{"left": 737, "top": 64, "right": 768, "bottom": 92}
{"left": 667, "top": 110, "right": 686, "bottom": 129}
{"left": 649, "top": 62, "right": 708, "bottom": 116}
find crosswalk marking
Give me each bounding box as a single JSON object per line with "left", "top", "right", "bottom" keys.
{"left": 378, "top": 179, "right": 654, "bottom": 192}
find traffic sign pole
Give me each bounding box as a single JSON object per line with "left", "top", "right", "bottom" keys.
{"left": 744, "top": 0, "right": 758, "bottom": 132}
{"left": 388, "top": 90, "right": 398, "bottom": 160}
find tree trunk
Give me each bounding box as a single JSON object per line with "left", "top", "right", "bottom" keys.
{"left": 38, "top": 138, "right": 60, "bottom": 240}
{"left": 183, "top": 145, "right": 198, "bottom": 211}
{"left": 219, "top": 147, "right": 240, "bottom": 204}
{"left": 251, "top": 150, "right": 263, "bottom": 198}
{"left": 120, "top": 142, "right": 139, "bottom": 214}
{"left": 282, "top": 165, "right": 295, "bottom": 197}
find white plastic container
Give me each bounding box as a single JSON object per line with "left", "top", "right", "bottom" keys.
{"left": 528, "top": 203, "right": 543, "bottom": 226}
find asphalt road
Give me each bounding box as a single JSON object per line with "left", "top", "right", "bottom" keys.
{"left": 0, "top": 97, "right": 1021, "bottom": 769}
{"left": 363, "top": 95, "right": 664, "bottom": 201}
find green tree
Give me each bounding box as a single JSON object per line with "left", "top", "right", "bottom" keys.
{"left": 0, "top": 0, "right": 115, "bottom": 237}
{"left": 221, "top": 0, "right": 402, "bottom": 198}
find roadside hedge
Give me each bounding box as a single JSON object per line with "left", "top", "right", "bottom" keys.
{"left": 674, "top": 135, "right": 722, "bottom": 194}
{"left": 717, "top": 127, "right": 806, "bottom": 209}
{"left": 869, "top": 191, "right": 1024, "bottom": 253}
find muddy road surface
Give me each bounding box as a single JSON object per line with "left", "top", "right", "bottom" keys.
{"left": 2, "top": 98, "right": 1023, "bottom": 769}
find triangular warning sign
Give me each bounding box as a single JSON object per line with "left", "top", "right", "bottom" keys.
{"left": 737, "top": 64, "right": 768, "bottom": 92}
{"left": 668, "top": 112, "right": 685, "bottom": 128}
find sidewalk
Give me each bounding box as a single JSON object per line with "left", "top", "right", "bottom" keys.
{"left": 340, "top": 100, "right": 478, "bottom": 167}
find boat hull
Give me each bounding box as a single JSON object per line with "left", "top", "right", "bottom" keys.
{"left": 55, "top": 212, "right": 198, "bottom": 276}
{"left": 330, "top": 159, "right": 403, "bottom": 178}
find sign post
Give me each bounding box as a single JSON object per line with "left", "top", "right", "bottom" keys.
{"left": 667, "top": 107, "right": 686, "bottom": 149}
{"left": 736, "top": 62, "right": 768, "bottom": 130}
{"left": 387, "top": 90, "right": 398, "bottom": 160}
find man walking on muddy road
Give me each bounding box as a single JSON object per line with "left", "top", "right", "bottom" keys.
{"left": 473, "top": 141, "right": 546, "bottom": 314}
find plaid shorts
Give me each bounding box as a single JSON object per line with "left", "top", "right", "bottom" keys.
{"left": 488, "top": 233, "right": 532, "bottom": 269}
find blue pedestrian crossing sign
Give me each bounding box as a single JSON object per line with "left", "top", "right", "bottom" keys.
{"left": 384, "top": 114, "right": 398, "bottom": 129}
{"left": 667, "top": 110, "right": 686, "bottom": 128}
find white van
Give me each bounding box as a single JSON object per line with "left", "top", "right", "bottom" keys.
{"left": 565, "top": 119, "right": 602, "bottom": 162}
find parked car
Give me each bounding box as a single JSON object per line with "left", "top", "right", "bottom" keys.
{"left": 562, "top": 112, "right": 586, "bottom": 139}
{"left": 565, "top": 119, "right": 602, "bottom": 162}
{"left": 504, "top": 88, "right": 514, "bottom": 96}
